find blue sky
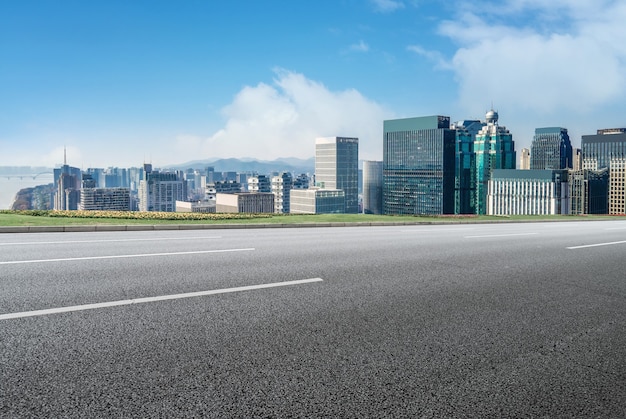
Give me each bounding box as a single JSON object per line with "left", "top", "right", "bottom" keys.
{"left": 1, "top": 0, "right": 625, "bottom": 168}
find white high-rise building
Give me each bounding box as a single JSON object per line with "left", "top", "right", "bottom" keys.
{"left": 315, "top": 136, "right": 359, "bottom": 213}
{"left": 138, "top": 164, "right": 187, "bottom": 212}
{"left": 271, "top": 172, "right": 293, "bottom": 213}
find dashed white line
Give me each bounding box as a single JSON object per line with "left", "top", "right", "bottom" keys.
{"left": 465, "top": 233, "right": 539, "bottom": 239}
{"left": 0, "top": 248, "right": 254, "bottom": 265}
{"left": 567, "top": 240, "right": 626, "bottom": 250}
{"left": 0, "top": 278, "right": 324, "bottom": 320}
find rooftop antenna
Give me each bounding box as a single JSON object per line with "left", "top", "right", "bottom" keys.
{"left": 64, "top": 146, "right": 67, "bottom": 165}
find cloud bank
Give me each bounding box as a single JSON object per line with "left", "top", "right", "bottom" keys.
{"left": 189, "top": 70, "right": 390, "bottom": 161}
{"left": 439, "top": 0, "right": 626, "bottom": 117}
{"left": 405, "top": 0, "right": 626, "bottom": 148}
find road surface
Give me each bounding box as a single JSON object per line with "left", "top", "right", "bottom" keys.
{"left": 1, "top": 221, "right": 625, "bottom": 417}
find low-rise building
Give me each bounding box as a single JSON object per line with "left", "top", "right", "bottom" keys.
{"left": 80, "top": 188, "right": 131, "bottom": 211}
{"left": 290, "top": 188, "right": 345, "bottom": 214}
{"left": 488, "top": 169, "right": 569, "bottom": 215}
{"left": 216, "top": 192, "right": 274, "bottom": 213}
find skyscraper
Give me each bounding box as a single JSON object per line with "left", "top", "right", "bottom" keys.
{"left": 362, "top": 161, "right": 383, "bottom": 214}
{"left": 138, "top": 164, "right": 187, "bottom": 212}
{"left": 581, "top": 128, "right": 626, "bottom": 214}
{"left": 53, "top": 149, "right": 81, "bottom": 210}
{"left": 271, "top": 172, "right": 293, "bottom": 214}
{"left": 473, "top": 110, "right": 516, "bottom": 214}
{"left": 451, "top": 120, "right": 483, "bottom": 214}
{"left": 581, "top": 128, "right": 626, "bottom": 170}
{"left": 315, "top": 136, "right": 359, "bottom": 213}
{"left": 383, "top": 116, "right": 456, "bottom": 215}
{"left": 520, "top": 148, "right": 530, "bottom": 170}
{"left": 530, "top": 127, "right": 572, "bottom": 170}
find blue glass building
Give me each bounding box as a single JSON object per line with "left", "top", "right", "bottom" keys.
{"left": 383, "top": 116, "right": 456, "bottom": 215}
{"left": 530, "top": 127, "right": 572, "bottom": 170}
{"left": 473, "top": 110, "right": 516, "bottom": 215}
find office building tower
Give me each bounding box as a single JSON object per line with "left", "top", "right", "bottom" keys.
{"left": 572, "top": 148, "right": 582, "bottom": 171}
{"left": 488, "top": 169, "right": 569, "bottom": 215}
{"left": 271, "top": 172, "right": 293, "bottom": 213}
{"left": 315, "top": 136, "right": 359, "bottom": 213}
{"left": 383, "top": 116, "right": 456, "bottom": 215}
{"left": 86, "top": 168, "right": 106, "bottom": 187}
{"left": 569, "top": 169, "right": 609, "bottom": 215}
{"left": 530, "top": 127, "right": 572, "bottom": 170}
{"left": 205, "top": 166, "right": 217, "bottom": 183}
{"left": 81, "top": 173, "right": 97, "bottom": 189}
{"left": 362, "top": 161, "right": 383, "bottom": 214}
{"left": 520, "top": 148, "right": 530, "bottom": 170}
{"left": 53, "top": 149, "right": 81, "bottom": 210}
{"left": 222, "top": 171, "right": 238, "bottom": 182}
{"left": 581, "top": 128, "right": 626, "bottom": 214}
{"left": 609, "top": 158, "right": 626, "bottom": 215}
{"left": 138, "top": 164, "right": 187, "bottom": 212}
{"left": 582, "top": 128, "right": 626, "bottom": 170}
{"left": 211, "top": 180, "right": 242, "bottom": 193}
{"left": 293, "top": 173, "right": 310, "bottom": 189}
{"left": 248, "top": 175, "right": 271, "bottom": 192}
{"left": 451, "top": 120, "right": 483, "bottom": 214}
{"left": 474, "top": 110, "right": 516, "bottom": 214}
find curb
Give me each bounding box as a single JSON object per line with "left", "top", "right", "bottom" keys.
{"left": 0, "top": 217, "right": 602, "bottom": 234}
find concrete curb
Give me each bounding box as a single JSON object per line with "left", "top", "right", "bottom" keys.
{"left": 0, "top": 217, "right": 604, "bottom": 234}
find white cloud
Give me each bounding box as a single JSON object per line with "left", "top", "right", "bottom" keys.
{"left": 407, "top": 45, "right": 450, "bottom": 69}
{"left": 433, "top": 0, "right": 626, "bottom": 147}
{"left": 200, "top": 70, "right": 390, "bottom": 161}
{"left": 371, "top": 0, "right": 404, "bottom": 13}
{"left": 350, "top": 40, "right": 370, "bottom": 52}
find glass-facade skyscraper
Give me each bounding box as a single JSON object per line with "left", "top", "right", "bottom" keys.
{"left": 315, "top": 137, "right": 359, "bottom": 213}
{"left": 383, "top": 115, "right": 456, "bottom": 215}
{"left": 581, "top": 129, "right": 626, "bottom": 171}
{"left": 530, "top": 127, "right": 572, "bottom": 170}
{"left": 474, "top": 110, "right": 516, "bottom": 215}
{"left": 362, "top": 160, "right": 383, "bottom": 214}
{"left": 581, "top": 128, "right": 626, "bottom": 214}
{"left": 451, "top": 120, "right": 484, "bottom": 214}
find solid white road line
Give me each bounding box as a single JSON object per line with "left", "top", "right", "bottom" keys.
{"left": 567, "top": 240, "right": 626, "bottom": 250}
{"left": 0, "top": 278, "right": 324, "bottom": 320}
{"left": 0, "top": 236, "right": 222, "bottom": 246}
{"left": 0, "top": 248, "right": 254, "bottom": 265}
{"left": 465, "top": 233, "right": 539, "bottom": 238}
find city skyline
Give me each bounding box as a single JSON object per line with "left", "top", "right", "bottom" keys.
{"left": 2, "top": 1, "right": 626, "bottom": 168}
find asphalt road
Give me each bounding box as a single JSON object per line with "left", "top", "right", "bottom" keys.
{"left": 1, "top": 221, "right": 625, "bottom": 417}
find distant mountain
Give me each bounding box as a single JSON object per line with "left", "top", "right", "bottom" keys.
{"left": 167, "top": 157, "right": 315, "bottom": 174}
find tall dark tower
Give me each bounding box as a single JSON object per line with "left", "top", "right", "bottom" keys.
{"left": 530, "top": 127, "right": 572, "bottom": 170}
{"left": 383, "top": 115, "right": 456, "bottom": 215}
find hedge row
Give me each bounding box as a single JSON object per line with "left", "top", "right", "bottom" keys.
{"left": 0, "top": 210, "right": 273, "bottom": 221}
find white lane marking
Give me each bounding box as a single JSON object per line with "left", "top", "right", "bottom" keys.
{"left": 403, "top": 228, "right": 477, "bottom": 232}
{"left": 0, "top": 278, "right": 324, "bottom": 320}
{"left": 0, "top": 236, "right": 222, "bottom": 246}
{"left": 465, "top": 233, "right": 539, "bottom": 238}
{"left": 0, "top": 248, "right": 254, "bottom": 265}
{"left": 567, "top": 240, "right": 626, "bottom": 250}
